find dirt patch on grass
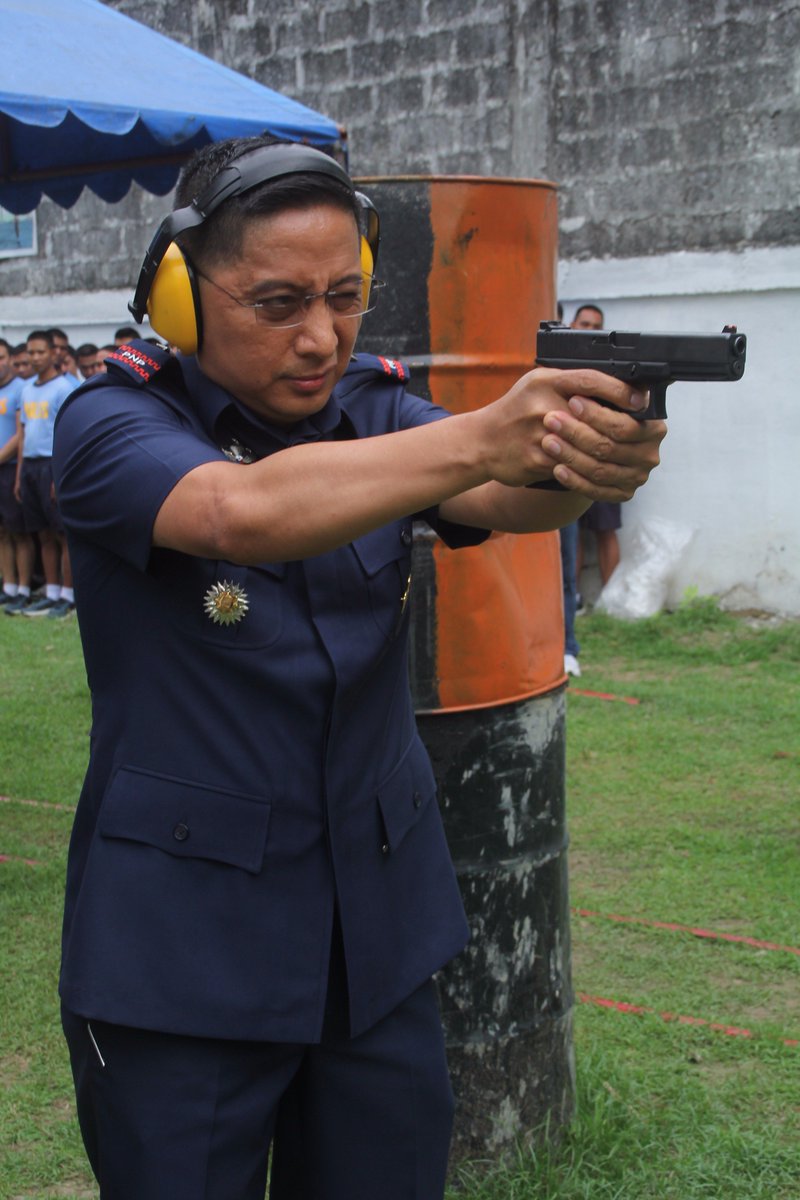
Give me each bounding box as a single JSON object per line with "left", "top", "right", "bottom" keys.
{"left": 688, "top": 1057, "right": 747, "bottom": 1080}
{"left": 1, "top": 1054, "right": 31, "bottom": 1082}
{"left": 704, "top": 973, "right": 800, "bottom": 1026}
{"left": 567, "top": 848, "right": 631, "bottom": 894}
{"left": 10, "top": 1185, "right": 96, "bottom": 1199}
{"left": 570, "top": 657, "right": 664, "bottom": 684}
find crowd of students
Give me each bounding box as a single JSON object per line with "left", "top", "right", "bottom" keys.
{"left": 0, "top": 323, "right": 141, "bottom": 618}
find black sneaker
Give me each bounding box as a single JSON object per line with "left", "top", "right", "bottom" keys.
{"left": 4, "top": 594, "right": 32, "bottom": 615}
{"left": 22, "top": 596, "right": 58, "bottom": 617}
{"left": 47, "top": 599, "right": 76, "bottom": 619}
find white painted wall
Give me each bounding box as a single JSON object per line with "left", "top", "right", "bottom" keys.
{"left": 0, "top": 289, "right": 143, "bottom": 351}
{"left": 559, "top": 246, "right": 800, "bottom": 616}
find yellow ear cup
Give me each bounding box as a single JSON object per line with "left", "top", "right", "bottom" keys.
{"left": 147, "top": 242, "right": 200, "bottom": 354}
{"left": 360, "top": 237, "right": 374, "bottom": 309}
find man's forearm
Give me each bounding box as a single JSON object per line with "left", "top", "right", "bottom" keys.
{"left": 14, "top": 424, "right": 24, "bottom": 488}
{"left": 0, "top": 432, "right": 18, "bottom": 466}
{"left": 439, "top": 480, "right": 590, "bottom": 533}
{"left": 153, "top": 366, "right": 664, "bottom": 563}
{"left": 154, "top": 411, "right": 493, "bottom": 563}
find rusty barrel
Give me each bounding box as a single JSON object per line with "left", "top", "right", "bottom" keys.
{"left": 356, "top": 176, "right": 575, "bottom": 1158}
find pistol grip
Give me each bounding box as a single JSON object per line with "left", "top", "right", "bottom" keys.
{"left": 638, "top": 383, "right": 668, "bottom": 420}
{"left": 595, "top": 383, "right": 668, "bottom": 422}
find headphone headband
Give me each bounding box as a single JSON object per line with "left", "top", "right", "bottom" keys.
{"left": 190, "top": 142, "right": 355, "bottom": 219}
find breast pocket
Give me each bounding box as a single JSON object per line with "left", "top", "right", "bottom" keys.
{"left": 149, "top": 553, "right": 285, "bottom": 649}
{"left": 351, "top": 522, "right": 413, "bottom": 641}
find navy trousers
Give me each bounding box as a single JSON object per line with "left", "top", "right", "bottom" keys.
{"left": 559, "top": 521, "right": 580, "bottom": 657}
{"left": 62, "top": 979, "right": 454, "bottom": 1200}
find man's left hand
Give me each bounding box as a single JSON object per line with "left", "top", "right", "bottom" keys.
{"left": 540, "top": 393, "right": 666, "bottom": 501}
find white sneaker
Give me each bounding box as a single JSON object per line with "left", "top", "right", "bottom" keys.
{"left": 564, "top": 653, "right": 581, "bottom": 677}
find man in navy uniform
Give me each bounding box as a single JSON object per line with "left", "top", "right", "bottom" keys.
{"left": 53, "top": 136, "right": 664, "bottom": 1199}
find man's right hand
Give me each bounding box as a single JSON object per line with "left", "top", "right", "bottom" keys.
{"left": 473, "top": 367, "right": 663, "bottom": 500}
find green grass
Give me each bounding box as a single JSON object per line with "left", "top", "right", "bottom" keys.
{"left": 0, "top": 613, "right": 90, "bottom": 805}
{"left": 447, "top": 601, "right": 799, "bottom": 1199}
{"left": 453, "top": 1030, "right": 799, "bottom": 1199}
{"left": 1, "top": 603, "right": 798, "bottom": 1198}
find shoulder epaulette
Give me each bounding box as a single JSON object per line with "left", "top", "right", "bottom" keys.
{"left": 56, "top": 340, "right": 187, "bottom": 429}
{"left": 105, "top": 340, "right": 173, "bottom": 386}
{"left": 345, "top": 352, "right": 410, "bottom": 383}
{"left": 373, "top": 354, "right": 409, "bottom": 381}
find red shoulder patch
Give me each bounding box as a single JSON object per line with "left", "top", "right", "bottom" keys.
{"left": 107, "top": 343, "right": 167, "bottom": 383}
{"left": 376, "top": 355, "right": 408, "bottom": 381}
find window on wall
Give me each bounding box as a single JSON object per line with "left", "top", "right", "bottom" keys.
{"left": 0, "top": 208, "right": 37, "bottom": 258}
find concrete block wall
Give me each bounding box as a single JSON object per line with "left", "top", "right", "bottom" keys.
{"left": 115, "top": 0, "right": 522, "bottom": 175}
{"left": 2, "top": 0, "right": 797, "bottom": 301}
{"left": 104, "top": 0, "right": 800, "bottom": 261}
{"left": 0, "top": 187, "right": 163, "bottom": 321}
{"left": 543, "top": 0, "right": 800, "bottom": 259}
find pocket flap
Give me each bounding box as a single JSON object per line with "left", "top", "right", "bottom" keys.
{"left": 250, "top": 559, "right": 287, "bottom": 580}
{"left": 99, "top": 765, "right": 270, "bottom": 874}
{"left": 377, "top": 741, "right": 436, "bottom": 853}
{"left": 352, "top": 523, "right": 412, "bottom": 577}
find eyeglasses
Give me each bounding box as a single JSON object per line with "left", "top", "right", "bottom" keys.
{"left": 196, "top": 269, "right": 385, "bottom": 329}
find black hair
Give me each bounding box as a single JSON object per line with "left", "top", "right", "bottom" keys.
{"left": 0, "top": 337, "right": 12, "bottom": 353}
{"left": 114, "top": 325, "right": 139, "bottom": 341}
{"left": 573, "top": 303, "right": 604, "bottom": 324}
{"left": 174, "top": 135, "right": 360, "bottom": 269}
{"left": 77, "top": 342, "right": 99, "bottom": 356}
{"left": 27, "top": 329, "right": 54, "bottom": 347}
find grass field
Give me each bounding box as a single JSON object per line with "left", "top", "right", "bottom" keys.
{"left": 1, "top": 602, "right": 798, "bottom": 1199}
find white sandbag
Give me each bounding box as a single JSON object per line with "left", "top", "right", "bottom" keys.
{"left": 595, "top": 518, "right": 695, "bottom": 619}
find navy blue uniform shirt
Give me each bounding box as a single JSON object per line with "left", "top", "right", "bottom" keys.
{"left": 53, "top": 348, "right": 489, "bottom": 1042}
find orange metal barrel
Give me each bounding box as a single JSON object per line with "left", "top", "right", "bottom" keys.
{"left": 356, "top": 176, "right": 573, "bottom": 1158}
{"left": 358, "top": 175, "right": 565, "bottom": 710}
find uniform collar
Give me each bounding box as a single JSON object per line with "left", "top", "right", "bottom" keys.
{"left": 177, "top": 355, "right": 345, "bottom": 458}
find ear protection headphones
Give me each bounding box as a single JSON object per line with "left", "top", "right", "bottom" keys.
{"left": 128, "top": 142, "right": 380, "bottom": 355}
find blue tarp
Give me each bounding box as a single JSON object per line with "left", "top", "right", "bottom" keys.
{"left": 0, "top": 0, "right": 342, "bottom": 214}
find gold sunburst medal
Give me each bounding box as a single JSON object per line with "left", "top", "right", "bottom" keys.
{"left": 203, "top": 580, "right": 250, "bottom": 626}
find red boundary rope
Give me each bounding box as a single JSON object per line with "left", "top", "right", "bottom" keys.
{"left": 577, "top": 991, "right": 798, "bottom": 1049}
{"left": 573, "top": 907, "right": 800, "bottom": 956}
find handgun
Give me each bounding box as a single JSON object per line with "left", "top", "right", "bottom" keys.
{"left": 535, "top": 322, "right": 747, "bottom": 420}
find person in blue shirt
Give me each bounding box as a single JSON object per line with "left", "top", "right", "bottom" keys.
{"left": 14, "top": 330, "right": 75, "bottom": 617}
{"left": 0, "top": 337, "right": 36, "bottom": 609}
{"left": 53, "top": 136, "right": 665, "bottom": 1200}
{"left": 75, "top": 343, "right": 103, "bottom": 380}
{"left": 60, "top": 344, "right": 82, "bottom": 384}
{"left": 570, "top": 305, "right": 624, "bottom": 604}
{"left": 10, "top": 343, "right": 33, "bottom": 379}
{"left": 47, "top": 327, "right": 81, "bottom": 388}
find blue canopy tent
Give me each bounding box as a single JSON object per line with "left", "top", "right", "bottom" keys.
{"left": 0, "top": 0, "right": 342, "bottom": 214}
